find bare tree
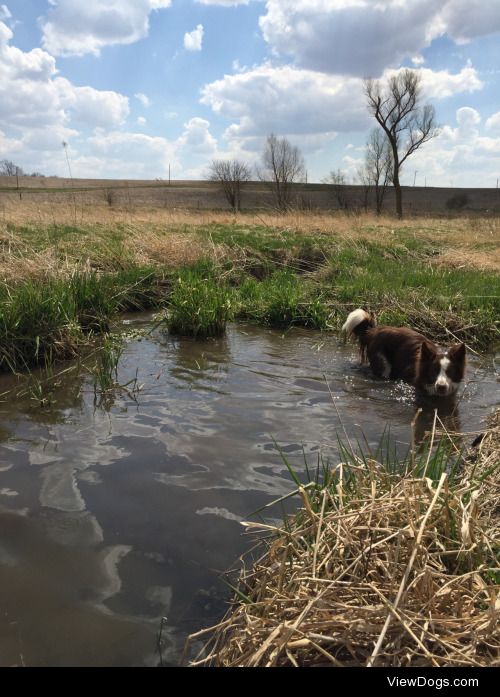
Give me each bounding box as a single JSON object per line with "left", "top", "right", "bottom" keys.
{"left": 323, "top": 168, "right": 350, "bottom": 210}
{"left": 354, "top": 165, "right": 371, "bottom": 213}
{"left": 365, "top": 127, "right": 393, "bottom": 215}
{"left": 208, "top": 159, "right": 251, "bottom": 212}
{"left": 364, "top": 69, "right": 437, "bottom": 218}
{"left": 0, "top": 160, "right": 25, "bottom": 176}
{"left": 259, "top": 134, "right": 306, "bottom": 211}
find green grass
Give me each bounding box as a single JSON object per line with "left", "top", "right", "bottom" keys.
{"left": 0, "top": 268, "right": 163, "bottom": 372}
{"left": 236, "top": 270, "right": 330, "bottom": 329}
{"left": 0, "top": 219, "right": 497, "bottom": 372}
{"left": 91, "top": 333, "right": 124, "bottom": 394}
{"left": 0, "top": 278, "right": 82, "bottom": 371}
{"left": 165, "top": 265, "right": 234, "bottom": 337}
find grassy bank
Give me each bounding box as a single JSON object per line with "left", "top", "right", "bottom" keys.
{"left": 0, "top": 211, "right": 498, "bottom": 372}
{"left": 186, "top": 409, "right": 500, "bottom": 667}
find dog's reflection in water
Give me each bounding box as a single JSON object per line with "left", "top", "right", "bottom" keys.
{"left": 412, "top": 392, "right": 462, "bottom": 447}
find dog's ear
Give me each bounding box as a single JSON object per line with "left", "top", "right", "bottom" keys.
{"left": 449, "top": 343, "right": 466, "bottom": 362}
{"left": 420, "top": 341, "right": 436, "bottom": 361}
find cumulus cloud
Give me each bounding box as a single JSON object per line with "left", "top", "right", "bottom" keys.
{"left": 57, "top": 78, "right": 130, "bottom": 128}
{"left": 395, "top": 106, "right": 500, "bottom": 187}
{"left": 86, "top": 130, "right": 177, "bottom": 177}
{"left": 0, "top": 21, "right": 63, "bottom": 129}
{"left": 176, "top": 117, "right": 217, "bottom": 155}
{"left": 0, "top": 19, "right": 132, "bottom": 175}
{"left": 184, "top": 24, "right": 204, "bottom": 51}
{"left": 386, "top": 62, "right": 483, "bottom": 100}
{"left": 41, "top": 0, "right": 172, "bottom": 57}
{"left": 437, "top": 0, "right": 500, "bottom": 43}
{"left": 201, "top": 61, "right": 482, "bottom": 148}
{"left": 0, "top": 24, "right": 129, "bottom": 132}
{"left": 201, "top": 64, "right": 369, "bottom": 139}
{"left": 485, "top": 111, "right": 500, "bottom": 132}
{"left": 258, "top": 0, "right": 500, "bottom": 77}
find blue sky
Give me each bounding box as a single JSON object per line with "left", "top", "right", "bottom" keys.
{"left": 1, "top": 0, "right": 499, "bottom": 186}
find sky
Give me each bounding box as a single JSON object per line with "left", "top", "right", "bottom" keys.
{"left": 1, "top": 0, "right": 499, "bottom": 187}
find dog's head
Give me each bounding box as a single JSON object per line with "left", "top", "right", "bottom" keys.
{"left": 418, "top": 342, "right": 466, "bottom": 397}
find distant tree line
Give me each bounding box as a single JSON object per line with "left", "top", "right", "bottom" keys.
{"left": 209, "top": 68, "right": 438, "bottom": 219}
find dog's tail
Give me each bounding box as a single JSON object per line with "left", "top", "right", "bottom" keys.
{"left": 342, "top": 308, "right": 375, "bottom": 339}
{"left": 342, "top": 309, "right": 375, "bottom": 362}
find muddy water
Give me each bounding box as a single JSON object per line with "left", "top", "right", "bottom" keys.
{"left": 0, "top": 317, "right": 497, "bottom": 666}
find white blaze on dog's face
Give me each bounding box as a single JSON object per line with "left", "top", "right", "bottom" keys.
{"left": 434, "top": 356, "right": 454, "bottom": 395}
{"left": 419, "top": 342, "right": 466, "bottom": 396}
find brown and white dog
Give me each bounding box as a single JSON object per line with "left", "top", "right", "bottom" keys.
{"left": 342, "top": 309, "right": 466, "bottom": 397}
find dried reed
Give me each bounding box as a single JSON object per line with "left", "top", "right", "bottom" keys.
{"left": 187, "top": 411, "right": 500, "bottom": 667}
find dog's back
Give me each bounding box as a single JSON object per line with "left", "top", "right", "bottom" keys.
{"left": 363, "top": 325, "right": 428, "bottom": 383}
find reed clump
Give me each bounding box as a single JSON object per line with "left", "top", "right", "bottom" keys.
{"left": 165, "top": 266, "right": 234, "bottom": 337}
{"left": 236, "top": 270, "right": 331, "bottom": 330}
{"left": 187, "top": 412, "right": 500, "bottom": 667}
{"left": 0, "top": 269, "right": 161, "bottom": 372}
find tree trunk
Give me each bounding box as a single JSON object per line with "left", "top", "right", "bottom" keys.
{"left": 393, "top": 167, "right": 403, "bottom": 219}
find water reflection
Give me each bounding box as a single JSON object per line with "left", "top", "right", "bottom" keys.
{"left": 413, "top": 393, "right": 463, "bottom": 444}
{"left": 0, "top": 319, "right": 496, "bottom": 666}
{"left": 169, "top": 332, "right": 232, "bottom": 395}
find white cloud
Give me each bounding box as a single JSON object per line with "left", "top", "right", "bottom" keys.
{"left": 386, "top": 62, "right": 483, "bottom": 100}
{"left": 135, "top": 93, "right": 151, "bottom": 108}
{"left": 41, "top": 0, "right": 172, "bottom": 57}
{"left": 57, "top": 78, "right": 130, "bottom": 128}
{"left": 0, "top": 19, "right": 132, "bottom": 176}
{"left": 201, "top": 64, "right": 369, "bottom": 140}
{"left": 176, "top": 117, "right": 217, "bottom": 155}
{"left": 485, "top": 112, "right": 500, "bottom": 132}
{"left": 184, "top": 24, "right": 204, "bottom": 51}
{"left": 0, "top": 21, "right": 129, "bottom": 132}
{"left": 137, "top": 116, "right": 147, "bottom": 126}
{"left": 259, "top": 0, "right": 441, "bottom": 77}
{"left": 397, "top": 107, "right": 500, "bottom": 187}
{"left": 86, "top": 130, "right": 177, "bottom": 178}
{"left": 258, "top": 0, "right": 500, "bottom": 77}
{"left": 437, "top": 0, "right": 500, "bottom": 43}
{"left": 0, "top": 4, "right": 11, "bottom": 21}
{"left": 455, "top": 106, "right": 481, "bottom": 133}
{"left": 201, "top": 61, "right": 481, "bottom": 147}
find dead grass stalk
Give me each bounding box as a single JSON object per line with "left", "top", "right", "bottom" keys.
{"left": 187, "top": 411, "right": 500, "bottom": 667}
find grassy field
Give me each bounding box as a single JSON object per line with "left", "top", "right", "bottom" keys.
{"left": 0, "top": 201, "right": 498, "bottom": 371}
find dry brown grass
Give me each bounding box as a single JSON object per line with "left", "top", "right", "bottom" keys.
{"left": 1, "top": 198, "right": 498, "bottom": 239}
{"left": 431, "top": 249, "right": 500, "bottom": 273}
{"left": 0, "top": 220, "right": 227, "bottom": 282}
{"left": 1, "top": 200, "right": 499, "bottom": 275}
{"left": 187, "top": 411, "right": 500, "bottom": 668}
